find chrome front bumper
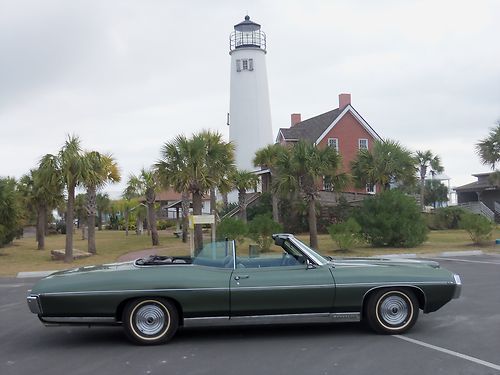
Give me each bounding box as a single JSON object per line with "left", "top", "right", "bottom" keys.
{"left": 27, "top": 294, "right": 43, "bottom": 314}
{"left": 453, "top": 274, "right": 462, "bottom": 299}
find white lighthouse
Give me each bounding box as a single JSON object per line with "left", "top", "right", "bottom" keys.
{"left": 229, "top": 15, "right": 273, "bottom": 171}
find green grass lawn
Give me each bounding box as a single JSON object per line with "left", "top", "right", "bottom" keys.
{"left": 1, "top": 228, "right": 499, "bottom": 277}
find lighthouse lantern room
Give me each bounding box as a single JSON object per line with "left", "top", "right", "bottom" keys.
{"left": 229, "top": 16, "right": 273, "bottom": 171}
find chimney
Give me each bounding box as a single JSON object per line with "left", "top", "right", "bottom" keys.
{"left": 291, "top": 113, "right": 301, "bottom": 126}
{"left": 339, "top": 93, "right": 351, "bottom": 109}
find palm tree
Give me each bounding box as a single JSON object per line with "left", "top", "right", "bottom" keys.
{"left": 476, "top": 122, "right": 500, "bottom": 169}
{"left": 200, "top": 130, "right": 236, "bottom": 217}
{"left": 82, "top": 151, "right": 120, "bottom": 254}
{"left": 128, "top": 169, "right": 161, "bottom": 246}
{"left": 157, "top": 132, "right": 235, "bottom": 253}
{"left": 275, "top": 141, "right": 346, "bottom": 249}
{"left": 414, "top": 150, "right": 443, "bottom": 210}
{"left": 253, "top": 144, "right": 285, "bottom": 223}
{"left": 18, "top": 157, "right": 63, "bottom": 250}
{"left": 351, "top": 139, "right": 416, "bottom": 192}
{"left": 57, "top": 135, "right": 89, "bottom": 262}
{"left": 96, "top": 193, "right": 110, "bottom": 231}
{"left": 232, "top": 170, "right": 259, "bottom": 223}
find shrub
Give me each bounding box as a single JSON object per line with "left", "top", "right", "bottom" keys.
{"left": 327, "top": 217, "right": 363, "bottom": 251}
{"left": 216, "top": 217, "right": 247, "bottom": 244}
{"left": 247, "top": 192, "right": 272, "bottom": 221}
{"left": 0, "top": 177, "right": 19, "bottom": 247}
{"left": 247, "top": 214, "right": 283, "bottom": 252}
{"left": 459, "top": 213, "right": 494, "bottom": 245}
{"left": 354, "top": 190, "right": 428, "bottom": 248}
{"left": 426, "top": 206, "right": 466, "bottom": 230}
{"left": 157, "top": 219, "right": 176, "bottom": 230}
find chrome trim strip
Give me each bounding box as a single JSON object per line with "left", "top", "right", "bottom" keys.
{"left": 336, "top": 281, "right": 451, "bottom": 287}
{"left": 40, "top": 316, "right": 117, "bottom": 325}
{"left": 40, "top": 284, "right": 335, "bottom": 296}
{"left": 232, "top": 284, "right": 334, "bottom": 291}
{"left": 183, "top": 312, "right": 360, "bottom": 327}
{"left": 40, "top": 287, "right": 230, "bottom": 296}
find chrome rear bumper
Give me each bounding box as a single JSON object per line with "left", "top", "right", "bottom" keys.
{"left": 27, "top": 295, "right": 43, "bottom": 314}
{"left": 453, "top": 274, "right": 462, "bottom": 299}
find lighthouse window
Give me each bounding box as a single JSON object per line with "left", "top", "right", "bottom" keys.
{"left": 236, "top": 59, "right": 254, "bottom": 72}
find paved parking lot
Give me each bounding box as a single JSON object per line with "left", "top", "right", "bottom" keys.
{"left": 1, "top": 254, "right": 499, "bottom": 375}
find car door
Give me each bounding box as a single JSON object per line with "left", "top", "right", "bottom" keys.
{"left": 229, "top": 263, "right": 335, "bottom": 316}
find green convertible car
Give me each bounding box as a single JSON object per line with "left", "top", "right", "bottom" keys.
{"left": 27, "top": 234, "right": 461, "bottom": 345}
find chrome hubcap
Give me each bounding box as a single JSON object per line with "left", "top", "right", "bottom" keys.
{"left": 135, "top": 304, "right": 166, "bottom": 336}
{"left": 379, "top": 295, "right": 409, "bottom": 325}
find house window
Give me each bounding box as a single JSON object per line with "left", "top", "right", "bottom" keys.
{"left": 323, "top": 177, "right": 332, "bottom": 191}
{"left": 327, "top": 138, "right": 339, "bottom": 152}
{"left": 359, "top": 139, "right": 368, "bottom": 150}
{"left": 366, "top": 184, "right": 376, "bottom": 194}
{"left": 236, "top": 58, "right": 254, "bottom": 72}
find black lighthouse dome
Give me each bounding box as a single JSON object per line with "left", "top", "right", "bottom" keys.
{"left": 230, "top": 15, "right": 266, "bottom": 51}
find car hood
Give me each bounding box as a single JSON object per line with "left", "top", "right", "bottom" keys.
{"left": 329, "top": 257, "right": 440, "bottom": 269}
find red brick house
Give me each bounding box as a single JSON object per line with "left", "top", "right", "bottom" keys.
{"left": 276, "top": 93, "right": 382, "bottom": 195}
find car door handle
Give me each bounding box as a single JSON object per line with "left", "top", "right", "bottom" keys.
{"left": 234, "top": 275, "right": 249, "bottom": 281}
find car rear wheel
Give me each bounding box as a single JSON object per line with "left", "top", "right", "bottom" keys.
{"left": 123, "top": 298, "right": 178, "bottom": 345}
{"left": 365, "top": 288, "right": 419, "bottom": 334}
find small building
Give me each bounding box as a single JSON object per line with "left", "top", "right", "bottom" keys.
{"left": 147, "top": 189, "right": 211, "bottom": 220}
{"left": 455, "top": 172, "right": 500, "bottom": 220}
{"left": 276, "top": 93, "right": 383, "bottom": 194}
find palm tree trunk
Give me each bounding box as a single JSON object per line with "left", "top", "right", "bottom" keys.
{"left": 124, "top": 210, "right": 129, "bottom": 236}
{"left": 222, "top": 192, "right": 228, "bottom": 212}
{"left": 36, "top": 205, "right": 46, "bottom": 250}
{"left": 97, "top": 209, "right": 103, "bottom": 231}
{"left": 65, "top": 184, "right": 75, "bottom": 262}
{"left": 420, "top": 168, "right": 426, "bottom": 211}
{"left": 308, "top": 197, "right": 318, "bottom": 249}
{"left": 148, "top": 202, "right": 159, "bottom": 246}
{"left": 181, "top": 191, "right": 189, "bottom": 243}
{"left": 146, "top": 189, "right": 159, "bottom": 246}
{"left": 192, "top": 191, "right": 203, "bottom": 254}
{"left": 271, "top": 193, "right": 279, "bottom": 223}
{"left": 87, "top": 186, "right": 97, "bottom": 254}
{"left": 238, "top": 189, "right": 247, "bottom": 223}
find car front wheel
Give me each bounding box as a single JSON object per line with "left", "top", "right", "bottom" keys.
{"left": 123, "top": 298, "right": 178, "bottom": 345}
{"left": 365, "top": 288, "right": 419, "bottom": 334}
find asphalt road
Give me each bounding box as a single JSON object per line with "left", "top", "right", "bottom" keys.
{"left": 1, "top": 254, "right": 499, "bottom": 375}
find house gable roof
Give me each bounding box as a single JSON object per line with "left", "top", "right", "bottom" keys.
{"left": 277, "top": 105, "right": 382, "bottom": 145}
{"left": 277, "top": 108, "right": 342, "bottom": 144}
{"left": 315, "top": 105, "right": 382, "bottom": 145}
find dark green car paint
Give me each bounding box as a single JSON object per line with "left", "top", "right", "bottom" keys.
{"left": 28, "top": 234, "right": 461, "bottom": 330}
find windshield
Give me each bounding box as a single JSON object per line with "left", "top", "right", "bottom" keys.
{"left": 287, "top": 236, "right": 329, "bottom": 266}
{"left": 190, "top": 235, "right": 329, "bottom": 269}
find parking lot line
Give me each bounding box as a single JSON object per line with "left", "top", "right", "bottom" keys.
{"left": 393, "top": 335, "right": 500, "bottom": 371}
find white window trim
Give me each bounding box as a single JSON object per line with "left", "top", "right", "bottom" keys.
{"left": 327, "top": 138, "right": 339, "bottom": 152}
{"left": 366, "top": 184, "right": 376, "bottom": 194}
{"left": 359, "top": 138, "right": 368, "bottom": 150}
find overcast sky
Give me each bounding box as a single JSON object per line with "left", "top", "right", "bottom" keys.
{"left": 1, "top": 0, "right": 499, "bottom": 199}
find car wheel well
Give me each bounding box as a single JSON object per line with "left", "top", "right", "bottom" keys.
{"left": 361, "top": 286, "right": 425, "bottom": 318}
{"left": 116, "top": 297, "right": 184, "bottom": 325}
